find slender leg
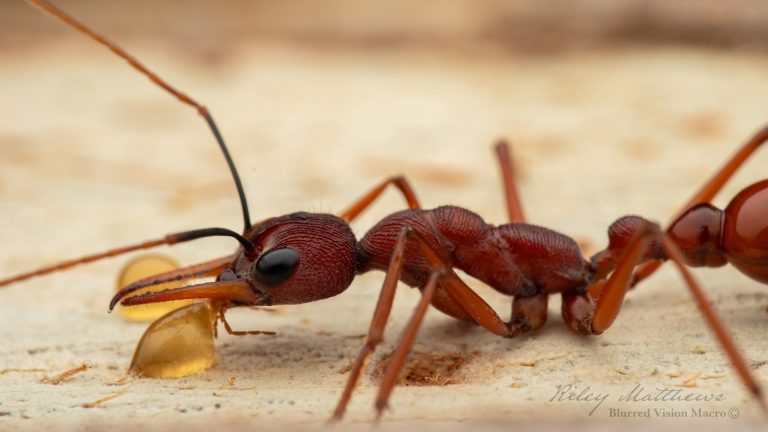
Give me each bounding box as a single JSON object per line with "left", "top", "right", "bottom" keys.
{"left": 629, "top": 259, "right": 663, "bottom": 288}
{"left": 563, "top": 223, "right": 766, "bottom": 411}
{"left": 331, "top": 227, "right": 411, "bottom": 421}
{"left": 362, "top": 234, "right": 558, "bottom": 418}
{"left": 495, "top": 140, "right": 526, "bottom": 223}
{"left": 333, "top": 227, "right": 533, "bottom": 421}
{"left": 632, "top": 125, "right": 768, "bottom": 285}
{"left": 658, "top": 234, "right": 765, "bottom": 412}
{"left": 403, "top": 230, "right": 530, "bottom": 339}
{"left": 674, "top": 125, "right": 768, "bottom": 221}
{"left": 591, "top": 224, "right": 659, "bottom": 333}
{"left": 217, "top": 307, "right": 276, "bottom": 336}
{"left": 378, "top": 277, "right": 551, "bottom": 417}
{"left": 339, "top": 176, "right": 421, "bottom": 223}
{"left": 496, "top": 142, "right": 546, "bottom": 331}
{"left": 374, "top": 270, "right": 443, "bottom": 419}
{"left": 510, "top": 293, "right": 548, "bottom": 332}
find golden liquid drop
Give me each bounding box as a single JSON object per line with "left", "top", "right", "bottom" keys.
{"left": 116, "top": 254, "right": 194, "bottom": 322}
{"left": 129, "top": 301, "right": 218, "bottom": 378}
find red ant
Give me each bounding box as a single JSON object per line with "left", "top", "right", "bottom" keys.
{"left": 4, "top": 0, "right": 768, "bottom": 421}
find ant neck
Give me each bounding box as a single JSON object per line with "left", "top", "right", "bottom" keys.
{"left": 590, "top": 215, "right": 664, "bottom": 279}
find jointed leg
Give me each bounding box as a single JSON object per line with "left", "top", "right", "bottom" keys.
{"left": 333, "top": 227, "right": 542, "bottom": 421}
{"left": 341, "top": 138, "right": 528, "bottom": 226}
{"left": 404, "top": 229, "right": 543, "bottom": 339}
{"left": 331, "top": 227, "right": 411, "bottom": 421}
{"left": 659, "top": 234, "right": 765, "bottom": 412}
{"left": 674, "top": 125, "right": 768, "bottom": 221}
{"left": 217, "top": 307, "right": 276, "bottom": 337}
{"left": 511, "top": 293, "right": 548, "bottom": 332}
{"left": 366, "top": 235, "right": 551, "bottom": 417}
{"left": 564, "top": 223, "right": 766, "bottom": 411}
{"left": 633, "top": 125, "right": 768, "bottom": 286}
{"left": 495, "top": 140, "right": 526, "bottom": 223}
{"left": 495, "top": 141, "right": 547, "bottom": 331}
{"left": 339, "top": 176, "right": 421, "bottom": 223}
{"left": 628, "top": 259, "right": 663, "bottom": 288}
{"left": 374, "top": 270, "right": 443, "bottom": 419}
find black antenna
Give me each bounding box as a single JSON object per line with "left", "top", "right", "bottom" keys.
{"left": 26, "top": 0, "right": 252, "bottom": 232}
{"left": 0, "top": 227, "right": 257, "bottom": 289}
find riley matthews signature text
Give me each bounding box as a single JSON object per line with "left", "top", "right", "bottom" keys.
{"left": 549, "top": 383, "right": 726, "bottom": 416}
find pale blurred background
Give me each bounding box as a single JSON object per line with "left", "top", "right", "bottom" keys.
{"left": 1, "top": 1, "right": 768, "bottom": 430}
{"left": 3, "top": 1, "right": 768, "bottom": 51}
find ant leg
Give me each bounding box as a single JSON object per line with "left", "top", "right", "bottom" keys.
{"left": 362, "top": 228, "right": 546, "bottom": 418}
{"left": 217, "top": 307, "right": 276, "bottom": 336}
{"left": 376, "top": 287, "right": 548, "bottom": 419}
{"left": 510, "top": 293, "right": 548, "bottom": 332}
{"left": 341, "top": 138, "right": 527, "bottom": 225}
{"left": 591, "top": 224, "right": 660, "bottom": 334}
{"left": 658, "top": 233, "right": 765, "bottom": 412}
{"left": 495, "top": 140, "right": 526, "bottom": 223}
{"left": 374, "top": 270, "right": 443, "bottom": 419}
{"left": 404, "top": 230, "right": 531, "bottom": 338}
{"left": 333, "top": 227, "right": 527, "bottom": 420}
{"left": 496, "top": 142, "right": 546, "bottom": 330}
{"left": 339, "top": 176, "right": 421, "bottom": 223}
{"left": 565, "top": 224, "right": 766, "bottom": 411}
{"left": 496, "top": 141, "right": 546, "bottom": 328}
{"left": 331, "top": 227, "right": 411, "bottom": 421}
{"left": 675, "top": 125, "right": 768, "bottom": 219}
{"left": 372, "top": 238, "right": 552, "bottom": 416}
{"left": 632, "top": 126, "right": 768, "bottom": 286}
{"left": 628, "top": 259, "right": 663, "bottom": 288}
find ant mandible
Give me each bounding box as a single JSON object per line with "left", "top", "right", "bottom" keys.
{"left": 4, "top": 0, "right": 768, "bottom": 421}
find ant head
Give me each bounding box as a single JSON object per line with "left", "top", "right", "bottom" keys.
{"left": 233, "top": 212, "right": 358, "bottom": 305}
{"left": 668, "top": 203, "right": 726, "bottom": 267}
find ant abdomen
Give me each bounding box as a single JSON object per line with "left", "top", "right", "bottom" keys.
{"left": 721, "top": 179, "right": 768, "bottom": 283}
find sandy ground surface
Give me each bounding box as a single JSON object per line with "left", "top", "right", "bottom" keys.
{"left": 1, "top": 28, "right": 768, "bottom": 432}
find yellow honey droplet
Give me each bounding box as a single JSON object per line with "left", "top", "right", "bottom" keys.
{"left": 129, "top": 301, "right": 218, "bottom": 378}
{"left": 116, "top": 254, "right": 194, "bottom": 322}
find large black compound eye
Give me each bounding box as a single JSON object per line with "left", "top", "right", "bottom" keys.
{"left": 253, "top": 248, "right": 299, "bottom": 285}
